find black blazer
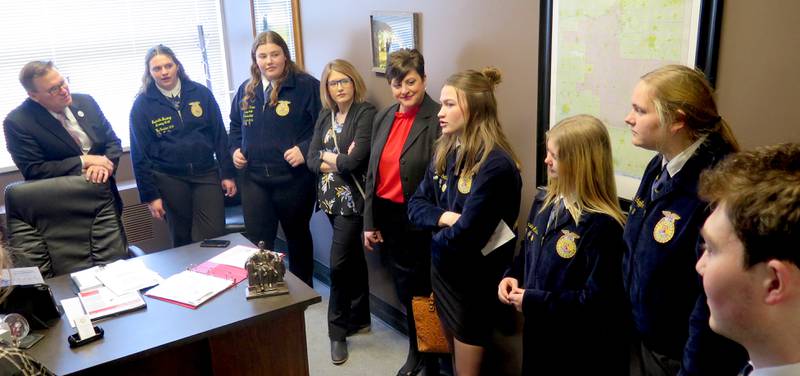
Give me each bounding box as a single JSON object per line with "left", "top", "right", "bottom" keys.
{"left": 307, "top": 101, "right": 377, "bottom": 213}
{"left": 4, "top": 94, "right": 122, "bottom": 180}
{"left": 363, "top": 93, "right": 440, "bottom": 230}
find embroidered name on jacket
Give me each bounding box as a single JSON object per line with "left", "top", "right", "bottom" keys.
{"left": 526, "top": 223, "right": 538, "bottom": 241}
{"left": 243, "top": 106, "right": 255, "bottom": 126}
{"left": 151, "top": 116, "right": 174, "bottom": 136}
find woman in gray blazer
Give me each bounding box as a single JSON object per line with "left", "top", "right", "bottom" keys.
{"left": 362, "top": 49, "right": 441, "bottom": 376}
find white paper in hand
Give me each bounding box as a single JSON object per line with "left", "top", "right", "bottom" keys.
{"left": 481, "top": 220, "right": 516, "bottom": 256}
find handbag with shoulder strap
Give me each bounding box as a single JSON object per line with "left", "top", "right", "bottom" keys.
{"left": 411, "top": 293, "right": 450, "bottom": 353}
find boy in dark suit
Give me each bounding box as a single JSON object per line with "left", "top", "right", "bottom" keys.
{"left": 696, "top": 143, "right": 800, "bottom": 375}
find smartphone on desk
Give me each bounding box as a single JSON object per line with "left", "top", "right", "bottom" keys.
{"left": 200, "top": 239, "right": 230, "bottom": 248}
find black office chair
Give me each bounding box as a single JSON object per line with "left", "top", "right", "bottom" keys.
{"left": 4, "top": 176, "right": 142, "bottom": 278}
{"left": 224, "top": 182, "right": 246, "bottom": 235}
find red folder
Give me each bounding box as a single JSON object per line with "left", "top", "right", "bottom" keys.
{"left": 191, "top": 262, "right": 248, "bottom": 285}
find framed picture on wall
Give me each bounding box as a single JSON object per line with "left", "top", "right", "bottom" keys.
{"left": 535, "top": 0, "right": 723, "bottom": 203}
{"left": 370, "top": 12, "right": 418, "bottom": 73}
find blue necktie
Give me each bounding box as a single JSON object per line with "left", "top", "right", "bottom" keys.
{"left": 651, "top": 165, "right": 670, "bottom": 199}
{"left": 547, "top": 199, "right": 564, "bottom": 231}
{"left": 263, "top": 84, "right": 272, "bottom": 110}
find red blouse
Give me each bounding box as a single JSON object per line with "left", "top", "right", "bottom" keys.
{"left": 376, "top": 106, "right": 420, "bottom": 203}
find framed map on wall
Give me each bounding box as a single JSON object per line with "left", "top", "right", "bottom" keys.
{"left": 535, "top": 0, "right": 723, "bottom": 201}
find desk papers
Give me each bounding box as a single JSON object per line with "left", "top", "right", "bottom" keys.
{"left": 59, "top": 297, "right": 85, "bottom": 328}
{"left": 207, "top": 245, "right": 258, "bottom": 268}
{"left": 70, "top": 266, "right": 103, "bottom": 292}
{"left": 77, "top": 287, "right": 146, "bottom": 321}
{"left": 70, "top": 260, "right": 163, "bottom": 294}
{"left": 190, "top": 245, "right": 258, "bottom": 285}
{"left": 94, "top": 260, "right": 163, "bottom": 295}
{"left": 0, "top": 267, "right": 45, "bottom": 286}
{"left": 145, "top": 271, "right": 234, "bottom": 309}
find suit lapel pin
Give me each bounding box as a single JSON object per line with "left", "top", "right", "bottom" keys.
{"left": 77, "top": 110, "right": 85, "bottom": 118}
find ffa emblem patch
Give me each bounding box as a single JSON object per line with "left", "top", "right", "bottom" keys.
{"left": 526, "top": 223, "right": 538, "bottom": 241}
{"left": 556, "top": 230, "right": 580, "bottom": 259}
{"left": 276, "top": 100, "right": 291, "bottom": 116}
{"left": 457, "top": 174, "right": 473, "bottom": 194}
{"left": 653, "top": 210, "right": 681, "bottom": 244}
{"left": 189, "top": 101, "right": 203, "bottom": 117}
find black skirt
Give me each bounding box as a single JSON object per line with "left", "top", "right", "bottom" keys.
{"left": 430, "top": 245, "right": 513, "bottom": 346}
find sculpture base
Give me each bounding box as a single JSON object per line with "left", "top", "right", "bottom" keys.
{"left": 246, "top": 282, "right": 289, "bottom": 299}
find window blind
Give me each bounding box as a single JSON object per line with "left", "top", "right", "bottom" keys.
{"left": 252, "top": 0, "right": 296, "bottom": 61}
{"left": 0, "top": 0, "right": 229, "bottom": 170}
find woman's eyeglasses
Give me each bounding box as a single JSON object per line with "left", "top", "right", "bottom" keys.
{"left": 327, "top": 78, "right": 352, "bottom": 88}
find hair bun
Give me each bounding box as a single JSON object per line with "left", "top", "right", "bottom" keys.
{"left": 481, "top": 67, "right": 502, "bottom": 88}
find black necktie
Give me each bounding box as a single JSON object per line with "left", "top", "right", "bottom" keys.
{"left": 169, "top": 95, "right": 180, "bottom": 110}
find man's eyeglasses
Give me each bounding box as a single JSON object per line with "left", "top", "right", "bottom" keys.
{"left": 46, "top": 80, "right": 69, "bottom": 96}
{"left": 327, "top": 78, "right": 352, "bottom": 88}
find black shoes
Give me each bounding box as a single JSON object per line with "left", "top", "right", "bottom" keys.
{"left": 396, "top": 356, "right": 424, "bottom": 376}
{"left": 331, "top": 340, "right": 348, "bottom": 365}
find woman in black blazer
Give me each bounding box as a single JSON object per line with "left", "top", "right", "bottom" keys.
{"left": 307, "top": 59, "right": 376, "bottom": 365}
{"left": 362, "top": 49, "right": 441, "bottom": 376}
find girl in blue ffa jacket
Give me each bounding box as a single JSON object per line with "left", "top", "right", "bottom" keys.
{"left": 229, "top": 31, "right": 321, "bottom": 287}
{"left": 498, "top": 115, "right": 628, "bottom": 375}
{"left": 408, "top": 67, "right": 521, "bottom": 374}
{"left": 623, "top": 65, "right": 747, "bottom": 375}
{"left": 130, "top": 45, "right": 236, "bottom": 247}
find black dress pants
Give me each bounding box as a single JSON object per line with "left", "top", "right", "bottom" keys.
{"left": 239, "top": 166, "right": 316, "bottom": 287}
{"left": 153, "top": 170, "right": 225, "bottom": 247}
{"left": 326, "top": 213, "right": 370, "bottom": 341}
{"left": 374, "top": 198, "right": 433, "bottom": 359}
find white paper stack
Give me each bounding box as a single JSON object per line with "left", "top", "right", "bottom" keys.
{"left": 145, "top": 271, "right": 234, "bottom": 309}
{"left": 77, "top": 286, "right": 146, "bottom": 321}
{"left": 94, "top": 259, "right": 163, "bottom": 295}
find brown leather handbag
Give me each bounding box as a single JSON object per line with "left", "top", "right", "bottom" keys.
{"left": 411, "top": 293, "right": 450, "bottom": 353}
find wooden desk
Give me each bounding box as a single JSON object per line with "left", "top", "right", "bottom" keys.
{"left": 29, "top": 233, "right": 321, "bottom": 375}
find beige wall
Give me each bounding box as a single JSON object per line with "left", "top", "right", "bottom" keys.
{"left": 299, "top": 0, "right": 541, "bottom": 213}
{"left": 715, "top": 1, "right": 800, "bottom": 148}
{"left": 299, "top": 4, "right": 537, "bottom": 370}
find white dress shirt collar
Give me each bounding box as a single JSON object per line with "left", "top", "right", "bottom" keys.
{"left": 661, "top": 135, "right": 707, "bottom": 178}
{"left": 156, "top": 78, "right": 182, "bottom": 99}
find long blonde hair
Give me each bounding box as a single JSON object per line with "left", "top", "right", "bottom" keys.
{"left": 241, "top": 31, "right": 302, "bottom": 110}
{"left": 641, "top": 65, "right": 739, "bottom": 152}
{"left": 543, "top": 115, "right": 625, "bottom": 226}
{"left": 433, "top": 67, "right": 519, "bottom": 178}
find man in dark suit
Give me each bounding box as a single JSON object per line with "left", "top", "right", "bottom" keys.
{"left": 4, "top": 61, "right": 121, "bottom": 184}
